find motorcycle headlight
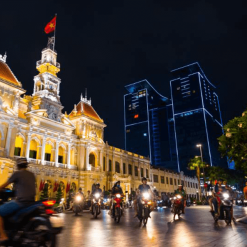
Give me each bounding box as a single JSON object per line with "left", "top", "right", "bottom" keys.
{"left": 94, "top": 193, "right": 100, "bottom": 199}
{"left": 143, "top": 193, "right": 150, "bottom": 200}
{"left": 176, "top": 195, "right": 182, "bottom": 199}
{"left": 76, "top": 196, "right": 82, "bottom": 202}
{"left": 116, "top": 194, "right": 121, "bottom": 198}
{"left": 223, "top": 193, "right": 229, "bottom": 199}
{"left": 173, "top": 197, "right": 176, "bottom": 199}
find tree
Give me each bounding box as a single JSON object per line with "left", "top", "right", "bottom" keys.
{"left": 205, "top": 166, "right": 227, "bottom": 184}
{"left": 40, "top": 183, "right": 49, "bottom": 200}
{"left": 188, "top": 157, "right": 207, "bottom": 201}
{"left": 55, "top": 184, "right": 63, "bottom": 205}
{"left": 218, "top": 109, "right": 247, "bottom": 175}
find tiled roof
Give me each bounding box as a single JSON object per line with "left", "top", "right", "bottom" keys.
{"left": 0, "top": 60, "right": 21, "bottom": 86}
{"left": 69, "top": 101, "right": 103, "bottom": 122}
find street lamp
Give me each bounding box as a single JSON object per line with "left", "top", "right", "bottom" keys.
{"left": 196, "top": 144, "right": 205, "bottom": 195}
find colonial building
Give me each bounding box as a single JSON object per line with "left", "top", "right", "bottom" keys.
{"left": 0, "top": 38, "right": 198, "bottom": 199}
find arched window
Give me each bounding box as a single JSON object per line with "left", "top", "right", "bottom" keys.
{"left": 58, "top": 147, "right": 64, "bottom": 163}
{"left": 89, "top": 153, "right": 95, "bottom": 167}
{"left": 45, "top": 144, "right": 52, "bottom": 161}
{"left": 14, "top": 136, "right": 24, "bottom": 156}
{"left": 29, "top": 140, "right": 38, "bottom": 159}
{"left": 115, "top": 161, "right": 120, "bottom": 173}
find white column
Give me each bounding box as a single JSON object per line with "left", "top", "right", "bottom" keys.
{"left": 5, "top": 125, "right": 13, "bottom": 156}
{"left": 55, "top": 141, "right": 59, "bottom": 165}
{"left": 67, "top": 144, "right": 71, "bottom": 166}
{"left": 86, "top": 145, "right": 90, "bottom": 170}
{"left": 112, "top": 153, "right": 115, "bottom": 173}
{"left": 41, "top": 136, "right": 46, "bottom": 164}
{"left": 25, "top": 134, "right": 31, "bottom": 158}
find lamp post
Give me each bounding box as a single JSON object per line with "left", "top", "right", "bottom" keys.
{"left": 196, "top": 144, "right": 205, "bottom": 196}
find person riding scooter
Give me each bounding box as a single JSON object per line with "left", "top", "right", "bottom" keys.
{"left": 91, "top": 183, "right": 102, "bottom": 214}
{"left": 109, "top": 181, "right": 124, "bottom": 217}
{"left": 174, "top": 185, "right": 186, "bottom": 214}
{"left": 0, "top": 158, "right": 36, "bottom": 243}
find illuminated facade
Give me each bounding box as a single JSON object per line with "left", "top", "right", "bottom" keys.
{"left": 124, "top": 80, "right": 177, "bottom": 170}
{"left": 0, "top": 39, "right": 198, "bottom": 199}
{"left": 170, "top": 62, "right": 226, "bottom": 173}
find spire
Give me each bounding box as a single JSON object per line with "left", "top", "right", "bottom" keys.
{"left": 0, "top": 52, "right": 7, "bottom": 63}
{"left": 80, "top": 93, "right": 83, "bottom": 101}
{"left": 85, "top": 88, "right": 87, "bottom": 100}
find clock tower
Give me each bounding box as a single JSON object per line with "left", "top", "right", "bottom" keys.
{"left": 32, "top": 37, "right": 63, "bottom": 122}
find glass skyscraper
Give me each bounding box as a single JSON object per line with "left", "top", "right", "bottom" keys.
{"left": 124, "top": 80, "right": 177, "bottom": 169}
{"left": 170, "top": 62, "right": 226, "bottom": 173}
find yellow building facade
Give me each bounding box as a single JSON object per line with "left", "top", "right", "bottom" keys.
{"left": 0, "top": 39, "right": 198, "bottom": 199}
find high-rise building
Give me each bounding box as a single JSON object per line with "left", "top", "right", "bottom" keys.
{"left": 124, "top": 80, "right": 177, "bottom": 169}
{"left": 170, "top": 62, "right": 226, "bottom": 173}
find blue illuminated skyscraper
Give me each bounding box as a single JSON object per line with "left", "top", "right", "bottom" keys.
{"left": 170, "top": 62, "right": 226, "bottom": 173}
{"left": 124, "top": 80, "right": 177, "bottom": 169}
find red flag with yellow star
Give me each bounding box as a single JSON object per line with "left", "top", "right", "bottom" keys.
{"left": 44, "top": 16, "right": 56, "bottom": 34}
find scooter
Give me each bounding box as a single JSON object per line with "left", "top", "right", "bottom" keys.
{"left": 0, "top": 189, "right": 64, "bottom": 247}
{"left": 73, "top": 194, "right": 84, "bottom": 216}
{"left": 92, "top": 193, "right": 101, "bottom": 218}
{"left": 112, "top": 193, "right": 123, "bottom": 223}
{"left": 172, "top": 194, "right": 183, "bottom": 220}
{"left": 211, "top": 192, "right": 233, "bottom": 225}
{"left": 137, "top": 192, "right": 152, "bottom": 226}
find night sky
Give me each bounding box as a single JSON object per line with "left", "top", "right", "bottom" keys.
{"left": 1, "top": 0, "right": 247, "bottom": 149}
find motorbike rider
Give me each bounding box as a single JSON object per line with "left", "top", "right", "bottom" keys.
{"left": 210, "top": 179, "right": 224, "bottom": 216}
{"left": 174, "top": 185, "right": 186, "bottom": 214}
{"left": 0, "top": 158, "right": 36, "bottom": 242}
{"left": 91, "top": 183, "right": 102, "bottom": 214}
{"left": 134, "top": 177, "right": 155, "bottom": 218}
{"left": 108, "top": 181, "right": 124, "bottom": 217}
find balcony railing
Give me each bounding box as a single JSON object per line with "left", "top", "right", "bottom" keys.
{"left": 89, "top": 165, "right": 101, "bottom": 172}
{"left": 36, "top": 60, "right": 60, "bottom": 68}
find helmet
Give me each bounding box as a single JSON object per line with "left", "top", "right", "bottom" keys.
{"left": 79, "top": 187, "right": 82, "bottom": 191}
{"left": 178, "top": 184, "right": 183, "bottom": 187}
{"left": 96, "top": 183, "right": 100, "bottom": 187}
{"left": 114, "top": 181, "right": 120, "bottom": 187}
{"left": 142, "top": 177, "right": 147, "bottom": 182}
{"left": 16, "top": 157, "right": 28, "bottom": 169}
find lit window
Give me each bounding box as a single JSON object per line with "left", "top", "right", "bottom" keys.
{"left": 134, "top": 114, "right": 139, "bottom": 119}
{"left": 126, "top": 129, "right": 130, "bottom": 133}
{"left": 143, "top": 133, "right": 147, "bottom": 136}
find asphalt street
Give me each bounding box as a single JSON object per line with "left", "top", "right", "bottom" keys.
{"left": 57, "top": 206, "right": 247, "bottom": 247}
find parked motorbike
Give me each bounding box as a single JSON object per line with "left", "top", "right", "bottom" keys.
{"left": 172, "top": 194, "right": 183, "bottom": 220}
{"left": 0, "top": 189, "right": 64, "bottom": 247}
{"left": 211, "top": 192, "right": 233, "bottom": 225}
{"left": 54, "top": 198, "right": 66, "bottom": 213}
{"left": 137, "top": 192, "right": 152, "bottom": 226}
{"left": 112, "top": 193, "right": 123, "bottom": 223}
{"left": 92, "top": 193, "right": 101, "bottom": 218}
{"left": 73, "top": 194, "right": 84, "bottom": 216}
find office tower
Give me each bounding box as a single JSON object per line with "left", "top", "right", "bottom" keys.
{"left": 124, "top": 80, "right": 177, "bottom": 169}
{"left": 170, "top": 62, "right": 225, "bottom": 173}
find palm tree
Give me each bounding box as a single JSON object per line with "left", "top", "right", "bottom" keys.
{"left": 188, "top": 157, "right": 207, "bottom": 201}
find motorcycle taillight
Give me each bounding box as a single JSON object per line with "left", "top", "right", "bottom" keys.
{"left": 46, "top": 209, "right": 55, "bottom": 215}
{"left": 42, "top": 200, "right": 56, "bottom": 207}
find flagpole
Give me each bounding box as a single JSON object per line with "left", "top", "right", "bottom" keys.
{"left": 53, "top": 13, "right": 57, "bottom": 51}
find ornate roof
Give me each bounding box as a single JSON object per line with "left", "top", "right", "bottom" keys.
{"left": 0, "top": 59, "right": 21, "bottom": 87}
{"left": 69, "top": 101, "right": 103, "bottom": 122}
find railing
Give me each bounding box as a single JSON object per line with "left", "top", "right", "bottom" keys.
{"left": 44, "top": 161, "right": 55, "bottom": 166}
{"left": 68, "top": 164, "right": 78, "bottom": 170}
{"left": 36, "top": 60, "right": 60, "bottom": 69}
{"left": 90, "top": 165, "right": 101, "bottom": 172}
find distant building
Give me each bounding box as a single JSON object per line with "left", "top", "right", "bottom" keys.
{"left": 170, "top": 62, "right": 226, "bottom": 173}
{"left": 124, "top": 80, "right": 177, "bottom": 169}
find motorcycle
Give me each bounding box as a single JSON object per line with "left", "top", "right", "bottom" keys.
{"left": 0, "top": 189, "right": 64, "bottom": 247}
{"left": 54, "top": 198, "right": 66, "bottom": 213}
{"left": 92, "top": 193, "right": 101, "bottom": 218}
{"left": 211, "top": 192, "right": 233, "bottom": 225}
{"left": 137, "top": 192, "right": 152, "bottom": 226}
{"left": 172, "top": 194, "right": 183, "bottom": 220}
{"left": 73, "top": 194, "right": 84, "bottom": 216}
{"left": 112, "top": 193, "right": 123, "bottom": 223}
